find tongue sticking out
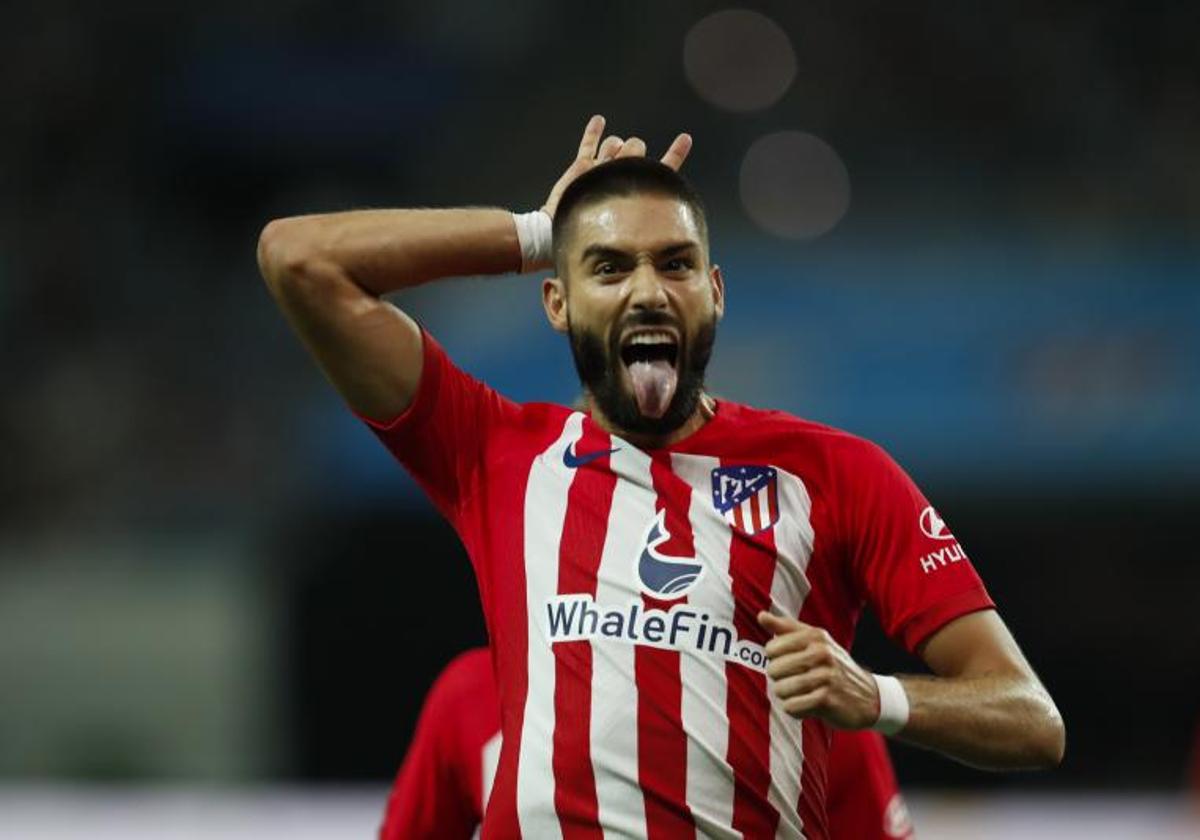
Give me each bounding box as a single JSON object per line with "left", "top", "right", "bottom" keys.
{"left": 628, "top": 359, "right": 678, "bottom": 418}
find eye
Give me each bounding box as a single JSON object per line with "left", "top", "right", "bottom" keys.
{"left": 662, "top": 257, "right": 693, "bottom": 273}
{"left": 594, "top": 260, "right": 629, "bottom": 279}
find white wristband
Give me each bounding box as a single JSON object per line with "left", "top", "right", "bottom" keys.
{"left": 512, "top": 210, "right": 554, "bottom": 273}
{"left": 871, "top": 674, "right": 910, "bottom": 736}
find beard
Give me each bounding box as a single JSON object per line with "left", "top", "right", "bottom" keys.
{"left": 568, "top": 309, "right": 717, "bottom": 438}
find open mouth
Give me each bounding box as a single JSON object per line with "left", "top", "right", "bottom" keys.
{"left": 620, "top": 330, "right": 679, "bottom": 368}
{"left": 619, "top": 329, "right": 680, "bottom": 419}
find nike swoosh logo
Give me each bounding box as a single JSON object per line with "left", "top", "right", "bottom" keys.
{"left": 563, "top": 443, "right": 620, "bottom": 468}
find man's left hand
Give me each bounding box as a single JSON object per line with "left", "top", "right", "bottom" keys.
{"left": 757, "top": 611, "right": 882, "bottom": 729}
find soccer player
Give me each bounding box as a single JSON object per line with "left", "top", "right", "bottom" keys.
{"left": 381, "top": 647, "right": 914, "bottom": 839}
{"left": 258, "top": 116, "right": 1064, "bottom": 838}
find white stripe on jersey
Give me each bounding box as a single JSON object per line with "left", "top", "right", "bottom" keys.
{"left": 515, "top": 412, "right": 582, "bottom": 839}
{"left": 482, "top": 731, "right": 502, "bottom": 810}
{"left": 671, "top": 453, "right": 740, "bottom": 839}
{"left": 589, "top": 442, "right": 655, "bottom": 838}
{"left": 768, "top": 468, "right": 816, "bottom": 839}
{"left": 477, "top": 730, "right": 502, "bottom": 840}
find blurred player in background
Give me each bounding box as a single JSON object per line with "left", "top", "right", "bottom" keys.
{"left": 258, "top": 116, "right": 1063, "bottom": 838}
{"left": 381, "top": 647, "right": 914, "bottom": 839}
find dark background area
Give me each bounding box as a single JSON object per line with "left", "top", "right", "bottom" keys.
{"left": 2, "top": 0, "right": 1197, "bottom": 799}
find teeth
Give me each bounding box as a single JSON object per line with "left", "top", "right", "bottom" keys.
{"left": 626, "top": 331, "right": 676, "bottom": 346}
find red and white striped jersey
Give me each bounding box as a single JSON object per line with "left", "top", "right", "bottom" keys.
{"left": 363, "top": 331, "right": 993, "bottom": 839}
{"left": 380, "top": 648, "right": 914, "bottom": 840}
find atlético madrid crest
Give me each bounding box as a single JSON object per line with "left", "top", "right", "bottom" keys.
{"left": 711, "top": 465, "right": 779, "bottom": 536}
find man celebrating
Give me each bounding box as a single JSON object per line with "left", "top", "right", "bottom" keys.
{"left": 258, "top": 116, "right": 1064, "bottom": 838}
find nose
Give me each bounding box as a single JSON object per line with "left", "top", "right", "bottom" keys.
{"left": 627, "top": 259, "right": 670, "bottom": 313}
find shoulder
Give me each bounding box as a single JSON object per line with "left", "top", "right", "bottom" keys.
{"left": 717, "top": 400, "right": 897, "bottom": 473}
{"left": 430, "top": 647, "right": 496, "bottom": 708}
{"left": 426, "top": 648, "right": 501, "bottom": 755}
{"left": 510, "top": 400, "right": 576, "bottom": 429}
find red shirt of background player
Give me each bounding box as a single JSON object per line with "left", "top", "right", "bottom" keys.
{"left": 382, "top": 648, "right": 915, "bottom": 839}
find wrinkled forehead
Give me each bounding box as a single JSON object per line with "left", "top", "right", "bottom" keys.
{"left": 565, "top": 194, "right": 705, "bottom": 259}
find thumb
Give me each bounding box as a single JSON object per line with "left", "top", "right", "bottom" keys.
{"left": 757, "top": 610, "right": 802, "bottom": 635}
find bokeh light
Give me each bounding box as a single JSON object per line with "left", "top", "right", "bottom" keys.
{"left": 739, "top": 130, "right": 851, "bottom": 239}
{"left": 683, "top": 9, "right": 796, "bottom": 113}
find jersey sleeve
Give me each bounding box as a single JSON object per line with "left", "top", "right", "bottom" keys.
{"left": 841, "top": 439, "right": 995, "bottom": 655}
{"left": 357, "top": 328, "right": 516, "bottom": 524}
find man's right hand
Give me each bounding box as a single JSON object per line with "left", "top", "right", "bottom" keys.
{"left": 540, "top": 115, "right": 693, "bottom": 220}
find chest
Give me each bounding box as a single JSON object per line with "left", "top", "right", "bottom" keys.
{"left": 513, "top": 427, "right": 819, "bottom": 626}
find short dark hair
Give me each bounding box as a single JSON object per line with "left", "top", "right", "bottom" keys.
{"left": 552, "top": 157, "right": 709, "bottom": 275}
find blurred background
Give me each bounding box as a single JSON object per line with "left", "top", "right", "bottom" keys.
{"left": 2, "top": 0, "right": 1198, "bottom": 837}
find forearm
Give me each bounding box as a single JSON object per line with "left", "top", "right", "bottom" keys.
{"left": 257, "top": 207, "right": 521, "bottom": 297}
{"left": 895, "top": 671, "right": 1065, "bottom": 770}
{"left": 255, "top": 206, "right": 521, "bottom": 421}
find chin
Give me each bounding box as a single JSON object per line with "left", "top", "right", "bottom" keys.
{"left": 601, "top": 381, "right": 701, "bottom": 438}
{"left": 570, "top": 316, "right": 716, "bottom": 439}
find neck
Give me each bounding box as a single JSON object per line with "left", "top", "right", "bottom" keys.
{"left": 584, "top": 391, "right": 717, "bottom": 449}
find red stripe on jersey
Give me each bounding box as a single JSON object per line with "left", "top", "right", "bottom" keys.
{"left": 635, "top": 456, "right": 697, "bottom": 838}
{"left": 795, "top": 542, "right": 839, "bottom": 840}
{"left": 798, "top": 720, "right": 832, "bottom": 840}
{"left": 478, "top": 444, "right": 536, "bottom": 840}
{"left": 724, "top": 460, "right": 781, "bottom": 837}
{"left": 551, "top": 422, "right": 615, "bottom": 838}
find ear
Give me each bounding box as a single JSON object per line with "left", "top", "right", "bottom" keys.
{"left": 710, "top": 264, "right": 725, "bottom": 320}
{"left": 542, "top": 275, "right": 570, "bottom": 333}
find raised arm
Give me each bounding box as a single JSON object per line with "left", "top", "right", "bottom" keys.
{"left": 256, "top": 116, "right": 692, "bottom": 422}
{"left": 758, "top": 609, "right": 1065, "bottom": 770}
{"left": 257, "top": 206, "right": 519, "bottom": 421}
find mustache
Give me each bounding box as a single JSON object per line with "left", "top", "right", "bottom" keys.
{"left": 611, "top": 310, "right": 684, "bottom": 346}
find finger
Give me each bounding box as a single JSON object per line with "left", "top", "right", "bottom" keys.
{"left": 758, "top": 610, "right": 804, "bottom": 636}
{"left": 782, "top": 687, "right": 831, "bottom": 718}
{"left": 765, "top": 649, "right": 827, "bottom": 680}
{"left": 765, "top": 624, "right": 831, "bottom": 659}
{"left": 576, "top": 115, "right": 606, "bottom": 162}
{"left": 615, "top": 136, "right": 647, "bottom": 158}
{"left": 764, "top": 633, "right": 813, "bottom": 660}
{"left": 659, "top": 133, "right": 693, "bottom": 170}
{"left": 597, "top": 135, "right": 624, "bottom": 162}
{"left": 772, "top": 667, "right": 834, "bottom": 701}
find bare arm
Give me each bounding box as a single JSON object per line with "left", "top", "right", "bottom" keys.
{"left": 895, "top": 610, "right": 1064, "bottom": 768}
{"left": 257, "top": 207, "right": 520, "bottom": 421}
{"left": 758, "top": 609, "right": 1065, "bottom": 771}
{"left": 256, "top": 116, "right": 692, "bottom": 422}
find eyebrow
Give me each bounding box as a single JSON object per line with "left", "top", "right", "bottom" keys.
{"left": 578, "top": 241, "right": 700, "bottom": 264}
